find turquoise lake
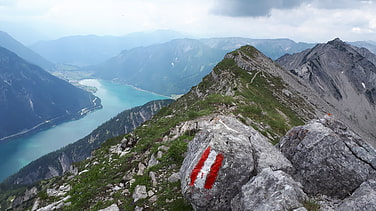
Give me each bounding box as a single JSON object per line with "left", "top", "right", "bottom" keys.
{"left": 0, "top": 79, "right": 167, "bottom": 182}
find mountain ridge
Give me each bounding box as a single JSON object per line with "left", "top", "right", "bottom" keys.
{"left": 90, "top": 38, "right": 318, "bottom": 96}
{"left": 91, "top": 38, "right": 227, "bottom": 96}
{"left": 0, "top": 46, "right": 101, "bottom": 141}
{"left": 30, "top": 30, "right": 188, "bottom": 66}
{"left": 277, "top": 38, "right": 376, "bottom": 145}
{"left": 0, "top": 31, "right": 54, "bottom": 70}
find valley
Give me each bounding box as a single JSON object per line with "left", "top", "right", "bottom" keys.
{"left": 0, "top": 79, "right": 167, "bottom": 182}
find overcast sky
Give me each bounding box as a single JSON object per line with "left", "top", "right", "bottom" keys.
{"left": 1, "top": 0, "right": 376, "bottom": 44}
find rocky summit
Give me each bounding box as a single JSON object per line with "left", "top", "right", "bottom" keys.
{"left": 2, "top": 41, "right": 376, "bottom": 210}
{"left": 277, "top": 38, "right": 376, "bottom": 145}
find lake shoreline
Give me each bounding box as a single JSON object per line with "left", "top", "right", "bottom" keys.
{"left": 0, "top": 102, "right": 103, "bottom": 143}
{"left": 0, "top": 79, "right": 168, "bottom": 182}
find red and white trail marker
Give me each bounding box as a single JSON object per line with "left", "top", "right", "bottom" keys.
{"left": 189, "top": 146, "right": 224, "bottom": 189}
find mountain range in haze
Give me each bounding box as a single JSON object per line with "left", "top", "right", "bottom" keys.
{"left": 25, "top": 30, "right": 376, "bottom": 98}
{"left": 29, "top": 30, "right": 188, "bottom": 66}
{"left": 0, "top": 31, "right": 54, "bottom": 71}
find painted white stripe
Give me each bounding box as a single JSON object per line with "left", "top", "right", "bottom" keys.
{"left": 194, "top": 148, "right": 218, "bottom": 188}
{"left": 219, "top": 119, "right": 239, "bottom": 133}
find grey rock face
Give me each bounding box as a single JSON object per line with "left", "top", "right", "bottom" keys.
{"left": 277, "top": 38, "right": 376, "bottom": 144}
{"left": 12, "top": 187, "right": 38, "bottom": 208}
{"left": 147, "top": 153, "right": 159, "bottom": 168}
{"left": 98, "top": 203, "right": 120, "bottom": 211}
{"left": 231, "top": 168, "right": 307, "bottom": 211}
{"left": 132, "top": 185, "right": 148, "bottom": 202}
{"left": 180, "top": 115, "right": 292, "bottom": 210}
{"left": 335, "top": 179, "right": 376, "bottom": 210}
{"left": 278, "top": 115, "right": 376, "bottom": 198}
{"left": 167, "top": 172, "right": 180, "bottom": 183}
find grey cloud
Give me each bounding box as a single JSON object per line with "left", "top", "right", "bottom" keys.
{"left": 312, "top": 0, "right": 375, "bottom": 9}
{"left": 211, "top": 0, "right": 310, "bottom": 17}
{"left": 212, "top": 0, "right": 375, "bottom": 17}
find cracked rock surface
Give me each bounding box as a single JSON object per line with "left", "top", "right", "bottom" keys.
{"left": 278, "top": 115, "right": 376, "bottom": 198}
{"left": 231, "top": 168, "right": 307, "bottom": 211}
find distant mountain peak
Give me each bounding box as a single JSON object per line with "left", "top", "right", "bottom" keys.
{"left": 277, "top": 39, "right": 376, "bottom": 143}
{"left": 328, "top": 37, "right": 344, "bottom": 44}
{"left": 325, "top": 37, "right": 354, "bottom": 52}
{"left": 0, "top": 30, "right": 54, "bottom": 70}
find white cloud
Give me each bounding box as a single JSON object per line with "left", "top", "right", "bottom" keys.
{"left": 0, "top": 0, "right": 376, "bottom": 44}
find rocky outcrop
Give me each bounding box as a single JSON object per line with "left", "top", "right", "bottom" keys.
{"left": 11, "top": 187, "right": 38, "bottom": 208}
{"left": 132, "top": 185, "right": 148, "bottom": 202}
{"left": 98, "top": 204, "right": 120, "bottom": 211}
{"left": 231, "top": 168, "right": 307, "bottom": 211}
{"left": 278, "top": 115, "right": 376, "bottom": 198}
{"left": 181, "top": 114, "right": 376, "bottom": 210}
{"left": 180, "top": 115, "right": 292, "bottom": 210}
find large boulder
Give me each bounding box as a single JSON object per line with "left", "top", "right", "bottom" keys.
{"left": 180, "top": 115, "right": 292, "bottom": 210}
{"left": 231, "top": 168, "right": 307, "bottom": 211}
{"left": 278, "top": 115, "right": 376, "bottom": 198}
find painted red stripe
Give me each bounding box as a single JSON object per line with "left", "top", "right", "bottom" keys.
{"left": 204, "top": 153, "right": 224, "bottom": 189}
{"left": 189, "top": 146, "right": 211, "bottom": 186}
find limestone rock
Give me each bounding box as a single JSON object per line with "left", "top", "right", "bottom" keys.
{"left": 180, "top": 115, "right": 292, "bottom": 210}
{"left": 137, "top": 162, "right": 146, "bottom": 176}
{"left": 98, "top": 203, "right": 119, "bottom": 211}
{"left": 278, "top": 116, "right": 376, "bottom": 198}
{"left": 134, "top": 206, "right": 143, "bottom": 211}
{"left": 168, "top": 172, "right": 180, "bottom": 183}
{"left": 36, "top": 195, "right": 71, "bottom": 211}
{"left": 231, "top": 168, "right": 307, "bottom": 211}
{"left": 149, "top": 171, "right": 157, "bottom": 186}
{"left": 46, "top": 184, "right": 71, "bottom": 197}
{"left": 148, "top": 153, "right": 159, "bottom": 168}
{"left": 149, "top": 195, "right": 158, "bottom": 203}
{"left": 12, "top": 186, "right": 38, "bottom": 208}
{"left": 335, "top": 179, "right": 376, "bottom": 210}
{"left": 132, "top": 185, "right": 148, "bottom": 202}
